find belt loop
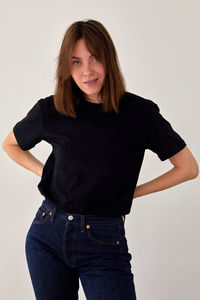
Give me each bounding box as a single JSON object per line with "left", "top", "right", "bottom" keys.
{"left": 49, "top": 207, "right": 56, "bottom": 222}
{"left": 81, "top": 215, "right": 85, "bottom": 232}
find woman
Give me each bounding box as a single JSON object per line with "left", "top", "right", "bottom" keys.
{"left": 2, "top": 19, "right": 199, "bottom": 300}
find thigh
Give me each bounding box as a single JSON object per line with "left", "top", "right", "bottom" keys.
{"left": 25, "top": 207, "right": 79, "bottom": 300}
{"left": 80, "top": 267, "right": 136, "bottom": 300}
{"left": 78, "top": 221, "right": 137, "bottom": 300}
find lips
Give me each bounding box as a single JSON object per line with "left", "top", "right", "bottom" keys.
{"left": 84, "top": 78, "right": 98, "bottom": 84}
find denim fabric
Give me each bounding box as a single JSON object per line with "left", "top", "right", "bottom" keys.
{"left": 25, "top": 198, "right": 137, "bottom": 300}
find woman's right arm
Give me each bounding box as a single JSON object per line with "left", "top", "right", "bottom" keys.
{"left": 2, "top": 130, "right": 44, "bottom": 177}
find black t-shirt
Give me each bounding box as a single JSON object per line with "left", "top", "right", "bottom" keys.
{"left": 13, "top": 92, "right": 187, "bottom": 217}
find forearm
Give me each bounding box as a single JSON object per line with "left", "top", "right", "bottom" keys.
{"left": 133, "top": 167, "right": 196, "bottom": 199}
{"left": 3, "top": 144, "right": 44, "bottom": 177}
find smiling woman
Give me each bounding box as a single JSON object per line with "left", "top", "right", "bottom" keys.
{"left": 70, "top": 38, "right": 106, "bottom": 104}
{"left": 53, "top": 19, "right": 126, "bottom": 117}
{"left": 2, "top": 18, "right": 198, "bottom": 300}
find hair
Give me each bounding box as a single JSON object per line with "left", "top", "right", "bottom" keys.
{"left": 54, "top": 18, "right": 127, "bottom": 118}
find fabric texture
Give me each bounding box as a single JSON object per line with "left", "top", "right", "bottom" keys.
{"left": 13, "top": 92, "right": 187, "bottom": 217}
{"left": 25, "top": 198, "right": 137, "bottom": 300}
{"left": 13, "top": 99, "right": 44, "bottom": 151}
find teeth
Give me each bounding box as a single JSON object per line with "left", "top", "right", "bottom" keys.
{"left": 86, "top": 79, "right": 96, "bottom": 83}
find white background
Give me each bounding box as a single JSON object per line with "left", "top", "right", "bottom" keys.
{"left": 1, "top": 0, "right": 200, "bottom": 299}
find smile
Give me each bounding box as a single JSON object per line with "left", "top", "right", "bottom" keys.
{"left": 84, "top": 78, "right": 98, "bottom": 86}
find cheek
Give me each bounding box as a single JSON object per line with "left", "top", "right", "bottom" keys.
{"left": 99, "top": 71, "right": 106, "bottom": 83}
{"left": 71, "top": 72, "right": 79, "bottom": 84}
{"left": 98, "top": 66, "right": 106, "bottom": 78}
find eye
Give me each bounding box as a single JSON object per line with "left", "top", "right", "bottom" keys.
{"left": 72, "top": 57, "right": 98, "bottom": 66}
{"left": 72, "top": 61, "right": 80, "bottom": 65}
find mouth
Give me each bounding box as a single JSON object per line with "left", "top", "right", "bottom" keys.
{"left": 84, "top": 78, "right": 98, "bottom": 84}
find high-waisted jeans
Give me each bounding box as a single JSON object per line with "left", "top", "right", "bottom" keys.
{"left": 25, "top": 198, "right": 137, "bottom": 300}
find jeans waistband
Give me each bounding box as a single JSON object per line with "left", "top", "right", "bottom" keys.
{"left": 41, "top": 198, "right": 125, "bottom": 232}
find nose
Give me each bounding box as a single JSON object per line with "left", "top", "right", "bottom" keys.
{"left": 82, "top": 62, "right": 94, "bottom": 76}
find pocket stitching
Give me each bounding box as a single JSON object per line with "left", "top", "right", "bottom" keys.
{"left": 32, "top": 206, "right": 51, "bottom": 224}
{"left": 86, "top": 224, "right": 122, "bottom": 246}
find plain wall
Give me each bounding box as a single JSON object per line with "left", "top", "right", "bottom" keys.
{"left": 1, "top": 0, "right": 200, "bottom": 299}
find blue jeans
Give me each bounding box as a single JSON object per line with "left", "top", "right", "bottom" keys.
{"left": 25, "top": 198, "right": 137, "bottom": 300}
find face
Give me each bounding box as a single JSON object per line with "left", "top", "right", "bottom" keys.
{"left": 70, "top": 38, "right": 106, "bottom": 103}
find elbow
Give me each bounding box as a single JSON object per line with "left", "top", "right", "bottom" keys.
{"left": 2, "top": 140, "right": 8, "bottom": 151}
{"left": 169, "top": 146, "right": 199, "bottom": 180}
{"left": 2, "top": 135, "right": 10, "bottom": 151}
{"left": 186, "top": 163, "right": 199, "bottom": 180}
{"left": 190, "top": 165, "right": 199, "bottom": 179}
{"left": 191, "top": 158, "right": 199, "bottom": 178}
{"left": 174, "top": 164, "right": 199, "bottom": 181}
{"left": 2, "top": 140, "right": 14, "bottom": 152}
{"left": 2, "top": 138, "right": 11, "bottom": 152}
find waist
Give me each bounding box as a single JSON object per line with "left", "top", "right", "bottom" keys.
{"left": 41, "top": 198, "right": 126, "bottom": 224}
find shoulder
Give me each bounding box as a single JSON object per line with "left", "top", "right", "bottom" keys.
{"left": 121, "top": 91, "right": 159, "bottom": 113}
{"left": 39, "top": 95, "right": 56, "bottom": 114}
{"left": 40, "top": 94, "right": 54, "bottom": 107}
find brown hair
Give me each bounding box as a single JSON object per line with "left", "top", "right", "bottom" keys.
{"left": 54, "top": 18, "right": 127, "bottom": 118}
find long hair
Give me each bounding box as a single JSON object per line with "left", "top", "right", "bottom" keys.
{"left": 54, "top": 19, "right": 127, "bottom": 118}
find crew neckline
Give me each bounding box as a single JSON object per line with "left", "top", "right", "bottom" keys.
{"left": 81, "top": 97, "right": 103, "bottom": 106}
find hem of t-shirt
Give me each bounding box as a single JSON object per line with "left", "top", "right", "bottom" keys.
{"left": 159, "top": 141, "right": 187, "bottom": 161}
{"left": 13, "top": 124, "right": 29, "bottom": 151}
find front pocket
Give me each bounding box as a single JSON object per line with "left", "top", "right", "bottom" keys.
{"left": 32, "top": 206, "right": 51, "bottom": 224}
{"left": 86, "top": 223, "right": 123, "bottom": 246}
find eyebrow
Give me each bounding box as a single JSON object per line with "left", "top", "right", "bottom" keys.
{"left": 71, "top": 54, "right": 94, "bottom": 59}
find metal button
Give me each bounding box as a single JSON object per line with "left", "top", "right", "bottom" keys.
{"left": 68, "top": 215, "right": 74, "bottom": 220}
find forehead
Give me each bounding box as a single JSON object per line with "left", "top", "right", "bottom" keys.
{"left": 71, "top": 38, "right": 96, "bottom": 58}
{"left": 72, "top": 39, "right": 89, "bottom": 53}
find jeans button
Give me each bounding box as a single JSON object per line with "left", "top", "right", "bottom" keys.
{"left": 68, "top": 215, "right": 74, "bottom": 221}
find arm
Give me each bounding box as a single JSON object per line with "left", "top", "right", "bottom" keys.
{"left": 133, "top": 146, "right": 199, "bottom": 199}
{"left": 2, "top": 129, "right": 44, "bottom": 177}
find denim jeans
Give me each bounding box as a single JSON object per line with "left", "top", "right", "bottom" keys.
{"left": 25, "top": 198, "right": 137, "bottom": 300}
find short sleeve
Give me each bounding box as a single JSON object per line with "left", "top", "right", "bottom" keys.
{"left": 13, "top": 99, "right": 44, "bottom": 150}
{"left": 145, "top": 101, "right": 187, "bottom": 161}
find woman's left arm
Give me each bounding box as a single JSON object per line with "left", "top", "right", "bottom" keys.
{"left": 133, "top": 146, "right": 199, "bottom": 199}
